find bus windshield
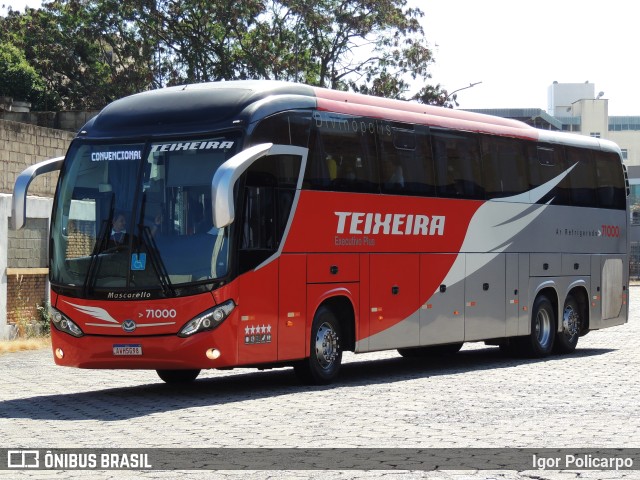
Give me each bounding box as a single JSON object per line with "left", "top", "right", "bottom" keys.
{"left": 50, "top": 135, "right": 240, "bottom": 296}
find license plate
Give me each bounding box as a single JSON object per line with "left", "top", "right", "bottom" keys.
{"left": 112, "top": 344, "right": 142, "bottom": 356}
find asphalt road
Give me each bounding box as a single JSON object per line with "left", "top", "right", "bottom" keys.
{"left": 1, "top": 289, "right": 639, "bottom": 480}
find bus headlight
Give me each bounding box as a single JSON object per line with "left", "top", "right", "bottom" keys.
{"left": 49, "top": 306, "right": 84, "bottom": 338}
{"left": 178, "top": 300, "right": 235, "bottom": 337}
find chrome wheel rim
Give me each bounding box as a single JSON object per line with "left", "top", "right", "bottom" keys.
{"left": 535, "top": 308, "right": 552, "bottom": 349}
{"left": 563, "top": 304, "right": 580, "bottom": 340}
{"left": 315, "top": 322, "right": 339, "bottom": 370}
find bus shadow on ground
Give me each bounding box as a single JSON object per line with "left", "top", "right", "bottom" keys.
{"left": 0, "top": 347, "right": 613, "bottom": 422}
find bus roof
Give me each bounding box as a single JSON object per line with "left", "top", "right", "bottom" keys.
{"left": 78, "top": 80, "right": 620, "bottom": 153}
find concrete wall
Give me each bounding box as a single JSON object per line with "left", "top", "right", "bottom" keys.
{"left": 573, "top": 99, "right": 608, "bottom": 139}
{"left": 0, "top": 111, "right": 99, "bottom": 133}
{"left": 0, "top": 120, "right": 74, "bottom": 339}
{"left": 0, "top": 119, "right": 74, "bottom": 195}
{"left": 608, "top": 130, "right": 640, "bottom": 166}
{"left": 1, "top": 194, "right": 54, "bottom": 340}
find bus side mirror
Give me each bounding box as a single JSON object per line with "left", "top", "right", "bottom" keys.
{"left": 211, "top": 143, "right": 273, "bottom": 228}
{"left": 11, "top": 156, "right": 64, "bottom": 230}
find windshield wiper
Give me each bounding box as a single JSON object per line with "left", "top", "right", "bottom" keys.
{"left": 83, "top": 193, "right": 115, "bottom": 296}
{"left": 138, "top": 194, "right": 175, "bottom": 297}
{"left": 140, "top": 225, "right": 175, "bottom": 297}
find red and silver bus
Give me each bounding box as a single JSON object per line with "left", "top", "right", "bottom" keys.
{"left": 12, "top": 81, "right": 629, "bottom": 384}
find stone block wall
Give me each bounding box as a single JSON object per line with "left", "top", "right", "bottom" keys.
{"left": 1, "top": 118, "right": 72, "bottom": 339}
{"left": 6, "top": 273, "right": 47, "bottom": 328}
{"left": 0, "top": 110, "right": 99, "bottom": 133}
{"left": 7, "top": 217, "right": 48, "bottom": 268}
{"left": 1, "top": 195, "right": 54, "bottom": 340}
{"left": 66, "top": 220, "right": 95, "bottom": 259}
{"left": 0, "top": 119, "right": 74, "bottom": 196}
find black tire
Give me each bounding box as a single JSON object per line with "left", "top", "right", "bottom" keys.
{"left": 294, "top": 306, "right": 342, "bottom": 385}
{"left": 156, "top": 369, "right": 200, "bottom": 384}
{"left": 398, "top": 343, "right": 463, "bottom": 358}
{"left": 517, "top": 295, "right": 556, "bottom": 358}
{"left": 554, "top": 295, "right": 581, "bottom": 354}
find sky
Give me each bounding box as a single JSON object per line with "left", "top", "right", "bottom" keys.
{"left": 3, "top": 0, "right": 639, "bottom": 116}
{"left": 415, "top": 0, "right": 640, "bottom": 116}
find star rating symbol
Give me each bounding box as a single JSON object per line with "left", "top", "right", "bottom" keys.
{"left": 242, "top": 323, "right": 273, "bottom": 344}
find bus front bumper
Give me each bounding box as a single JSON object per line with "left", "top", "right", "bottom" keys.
{"left": 50, "top": 327, "right": 238, "bottom": 370}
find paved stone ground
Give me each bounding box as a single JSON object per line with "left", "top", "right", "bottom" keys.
{"left": 1, "top": 289, "right": 639, "bottom": 479}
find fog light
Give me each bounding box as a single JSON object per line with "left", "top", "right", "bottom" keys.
{"left": 206, "top": 348, "right": 221, "bottom": 360}
{"left": 55, "top": 348, "right": 64, "bottom": 359}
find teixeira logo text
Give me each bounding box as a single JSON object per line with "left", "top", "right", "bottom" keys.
{"left": 335, "top": 212, "right": 445, "bottom": 236}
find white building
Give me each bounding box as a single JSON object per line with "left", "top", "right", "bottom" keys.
{"left": 548, "top": 81, "right": 598, "bottom": 117}
{"left": 471, "top": 82, "right": 640, "bottom": 166}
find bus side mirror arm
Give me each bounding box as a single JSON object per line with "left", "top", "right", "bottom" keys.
{"left": 11, "top": 156, "right": 64, "bottom": 230}
{"left": 211, "top": 143, "right": 273, "bottom": 228}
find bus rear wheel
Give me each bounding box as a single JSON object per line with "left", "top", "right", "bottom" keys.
{"left": 156, "top": 369, "right": 200, "bottom": 384}
{"left": 517, "top": 295, "right": 555, "bottom": 358}
{"left": 554, "top": 295, "right": 581, "bottom": 354}
{"left": 294, "top": 306, "right": 342, "bottom": 385}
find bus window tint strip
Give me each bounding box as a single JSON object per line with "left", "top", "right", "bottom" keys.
{"left": 296, "top": 112, "right": 625, "bottom": 209}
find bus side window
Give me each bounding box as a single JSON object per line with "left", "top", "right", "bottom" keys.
{"left": 304, "top": 132, "right": 332, "bottom": 188}
{"left": 239, "top": 178, "right": 276, "bottom": 274}
{"left": 530, "top": 145, "right": 570, "bottom": 205}
{"left": 304, "top": 114, "right": 378, "bottom": 193}
{"left": 566, "top": 147, "right": 597, "bottom": 207}
{"left": 596, "top": 151, "right": 626, "bottom": 209}
{"left": 432, "top": 130, "right": 484, "bottom": 199}
{"left": 249, "top": 111, "right": 311, "bottom": 147}
{"left": 379, "top": 124, "right": 436, "bottom": 197}
{"left": 482, "top": 136, "right": 529, "bottom": 199}
{"left": 239, "top": 155, "right": 301, "bottom": 274}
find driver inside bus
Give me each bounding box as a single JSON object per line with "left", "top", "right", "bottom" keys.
{"left": 148, "top": 208, "right": 163, "bottom": 237}
{"left": 110, "top": 212, "right": 127, "bottom": 245}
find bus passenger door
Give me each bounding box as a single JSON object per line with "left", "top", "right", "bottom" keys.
{"left": 237, "top": 260, "right": 279, "bottom": 365}
{"left": 236, "top": 178, "right": 279, "bottom": 365}
{"left": 233, "top": 146, "right": 308, "bottom": 365}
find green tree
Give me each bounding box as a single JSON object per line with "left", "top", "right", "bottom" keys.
{"left": 0, "top": 1, "right": 153, "bottom": 110}
{"left": 120, "top": 0, "right": 267, "bottom": 86}
{"left": 1, "top": 0, "right": 450, "bottom": 109}
{"left": 0, "top": 41, "right": 58, "bottom": 110}
{"left": 261, "top": 0, "right": 448, "bottom": 103}
{"left": 121, "top": 0, "right": 447, "bottom": 101}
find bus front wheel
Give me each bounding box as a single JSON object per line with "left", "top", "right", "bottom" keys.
{"left": 156, "top": 369, "right": 201, "bottom": 384}
{"left": 294, "top": 306, "right": 343, "bottom": 385}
